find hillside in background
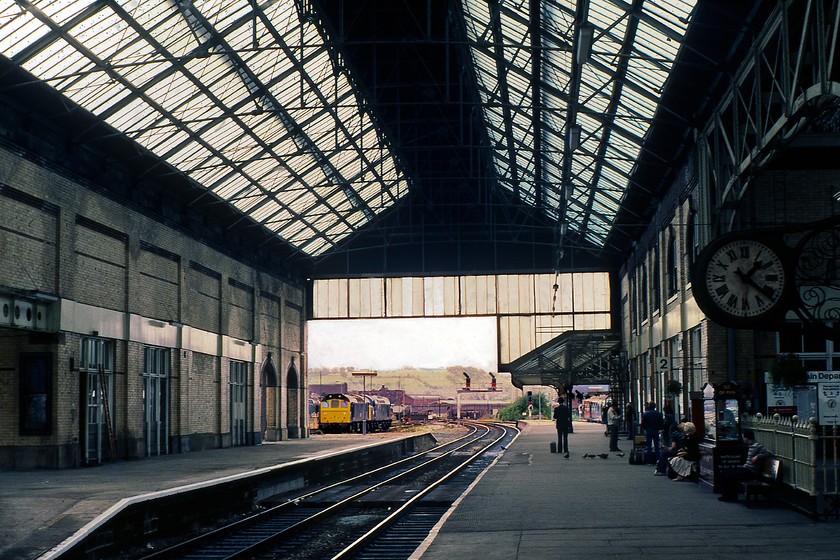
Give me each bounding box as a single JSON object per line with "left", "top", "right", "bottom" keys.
{"left": 309, "top": 366, "right": 516, "bottom": 399}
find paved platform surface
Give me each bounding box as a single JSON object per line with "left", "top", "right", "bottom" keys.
{"left": 416, "top": 421, "right": 840, "bottom": 560}
{"left": 0, "top": 428, "right": 439, "bottom": 560}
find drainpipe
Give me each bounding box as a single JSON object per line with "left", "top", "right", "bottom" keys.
{"left": 727, "top": 328, "right": 736, "bottom": 382}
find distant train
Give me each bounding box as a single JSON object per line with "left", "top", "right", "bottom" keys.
{"left": 319, "top": 393, "right": 393, "bottom": 433}
{"left": 580, "top": 394, "right": 610, "bottom": 422}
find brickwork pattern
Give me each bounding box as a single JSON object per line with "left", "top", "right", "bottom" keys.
{"left": 227, "top": 280, "right": 254, "bottom": 342}
{"left": 134, "top": 249, "right": 179, "bottom": 322}
{"left": 0, "top": 197, "right": 58, "bottom": 294}
{"left": 0, "top": 146, "right": 305, "bottom": 468}
{"left": 185, "top": 266, "right": 221, "bottom": 333}
{"left": 73, "top": 225, "right": 126, "bottom": 311}
{"left": 621, "top": 160, "right": 840, "bottom": 412}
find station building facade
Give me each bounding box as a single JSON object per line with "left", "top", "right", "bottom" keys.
{"left": 0, "top": 141, "right": 307, "bottom": 469}
{"left": 618, "top": 160, "right": 840, "bottom": 420}
{"left": 618, "top": 3, "right": 840, "bottom": 423}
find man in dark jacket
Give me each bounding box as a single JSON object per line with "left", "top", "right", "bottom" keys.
{"left": 640, "top": 401, "right": 664, "bottom": 464}
{"left": 554, "top": 398, "right": 572, "bottom": 457}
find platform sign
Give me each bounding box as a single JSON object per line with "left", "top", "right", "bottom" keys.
{"left": 819, "top": 383, "right": 840, "bottom": 425}
{"left": 764, "top": 372, "right": 794, "bottom": 415}
{"left": 657, "top": 357, "right": 671, "bottom": 372}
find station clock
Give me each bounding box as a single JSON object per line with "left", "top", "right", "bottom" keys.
{"left": 692, "top": 232, "right": 792, "bottom": 327}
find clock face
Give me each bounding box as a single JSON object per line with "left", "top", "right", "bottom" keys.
{"left": 698, "top": 237, "right": 789, "bottom": 324}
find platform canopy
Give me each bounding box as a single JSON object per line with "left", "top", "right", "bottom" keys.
{"left": 502, "top": 329, "right": 620, "bottom": 390}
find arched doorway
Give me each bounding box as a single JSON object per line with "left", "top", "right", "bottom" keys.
{"left": 261, "top": 354, "right": 279, "bottom": 442}
{"left": 286, "top": 359, "right": 300, "bottom": 438}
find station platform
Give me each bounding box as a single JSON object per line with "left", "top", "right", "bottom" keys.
{"left": 415, "top": 421, "right": 840, "bottom": 560}
{"left": 5, "top": 422, "right": 840, "bottom": 560}
{"left": 0, "top": 428, "right": 440, "bottom": 560}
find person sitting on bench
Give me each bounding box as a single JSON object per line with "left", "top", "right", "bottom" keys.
{"left": 718, "top": 429, "right": 773, "bottom": 502}
{"left": 667, "top": 422, "right": 699, "bottom": 481}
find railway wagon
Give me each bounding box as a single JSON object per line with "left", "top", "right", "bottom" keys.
{"left": 319, "top": 393, "right": 393, "bottom": 433}
{"left": 581, "top": 394, "right": 609, "bottom": 422}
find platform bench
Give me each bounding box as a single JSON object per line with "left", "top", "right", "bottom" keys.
{"left": 741, "top": 457, "right": 781, "bottom": 506}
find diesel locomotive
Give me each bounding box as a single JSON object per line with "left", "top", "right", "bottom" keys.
{"left": 319, "top": 393, "right": 393, "bottom": 433}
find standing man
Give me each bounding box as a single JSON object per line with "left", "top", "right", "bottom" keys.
{"left": 554, "top": 397, "right": 572, "bottom": 458}
{"left": 641, "top": 401, "right": 664, "bottom": 464}
{"left": 625, "top": 401, "right": 636, "bottom": 440}
{"left": 607, "top": 401, "right": 622, "bottom": 452}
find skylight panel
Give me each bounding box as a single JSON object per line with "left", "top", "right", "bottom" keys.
{"left": 644, "top": 0, "right": 693, "bottom": 33}
{"left": 106, "top": 96, "right": 155, "bottom": 133}
{"left": 0, "top": 7, "right": 38, "bottom": 55}
{"left": 462, "top": 0, "right": 492, "bottom": 34}
{"left": 200, "top": 0, "right": 250, "bottom": 29}
{"left": 250, "top": 199, "right": 284, "bottom": 224}
{"left": 22, "top": 39, "right": 82, "bottom": 82}
{"left": 604, "top": 148, "right": 634, "bottom": 174}
{"left": 635, "top": 24, "right": 679, "bottom": 61}
{"left": 170, "top": 137, "right": 216, "bottom": 170}
{"left": 39, "top": 0, "right": 84, "bottom": 22}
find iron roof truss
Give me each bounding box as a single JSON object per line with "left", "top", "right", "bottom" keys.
{"left": 0, "top": 0, "right": 700, "bottom": 262}
{"left": 0, "top": 0, "right": 410, "bottom": 257}
{"left": 461, "top": 0, "right": 696, "bottom": 253}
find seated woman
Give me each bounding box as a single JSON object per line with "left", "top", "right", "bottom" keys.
{"left": 654, "top": 422, "right": 684, "bottom": 476}
{"left": 667, "top": 422, "right": 699, "bottom": 481}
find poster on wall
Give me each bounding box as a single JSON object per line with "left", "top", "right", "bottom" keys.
{"left": 818, "top": 383, "right": 840, "bottom": 425}
{"left": 793, "top": 385, "right": 817, "bottom": 421}
{"left": 764, "top": 372, "right": 794, "bottom": 415}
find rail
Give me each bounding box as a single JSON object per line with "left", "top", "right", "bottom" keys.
{"left": 742, "top": 413, "right": 840, "bottom": 519}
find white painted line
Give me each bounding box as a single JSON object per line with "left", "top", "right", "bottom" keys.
{"left": 36, "top": 434, "right": 421, "bottom": 560}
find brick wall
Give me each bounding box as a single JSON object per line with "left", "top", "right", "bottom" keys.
{"left": 0, "top": 146, "right": 305, "bottom": 469}
{"left": 620, "top": 154, "right": 840, "bottom": 417}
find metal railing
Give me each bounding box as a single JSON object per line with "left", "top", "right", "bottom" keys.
{"left": 743, "top": 413, "right": 840, "bottom": 518}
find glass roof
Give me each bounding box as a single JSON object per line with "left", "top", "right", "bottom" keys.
{"left": 461, "top": 0, "right": 696, "bottom": 248}
{"left": 0, "top": 0, "right": 698, "bottom": 258}
{"left": 0, "top": 0, "right": 409, "bottom": 256}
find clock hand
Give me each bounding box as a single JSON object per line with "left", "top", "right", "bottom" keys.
{"left": 735, "top": 269, "right": 776, "bottom": 300}
{"left": 743, "top": 258, "right": 769, "bottom": 279}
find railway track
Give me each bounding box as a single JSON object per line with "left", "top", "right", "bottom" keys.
{"left": 135, "top": 421, "right": 518, "bottom": 560}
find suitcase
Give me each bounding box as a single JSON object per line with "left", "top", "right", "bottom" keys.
{"left": 628, "top": 449, "right": 644, "bottom": 464}
{"left": 550, "top": 442, "right": 557, "bottom": 453}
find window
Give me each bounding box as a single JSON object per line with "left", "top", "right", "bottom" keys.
{"left": 231, "top": 361, "right": 248, "bottom": 447}
{"left": 20, "top": 353, "right": 51, "bottom": 435}
{"left": 687, "top": 210, "right": 698, "bottom": 271}
{"left": 652, "top": 245, "right": 661, "bottom": 312}
{"left": 690, "top": 328, "right": 704, "bottom": 391}
{"left": 667, "top": 233, "right": 679, "bottom": 297}
{"left": 80, "top": 338, "right": 116, "bottom": 464}
{"left": 640, "top": 264, "right": 648, "bottom": 321}
{"left": 143, "top": 346, "right": 170, "bottom": 456}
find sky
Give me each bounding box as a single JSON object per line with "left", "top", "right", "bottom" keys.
{"left": 307, "top": 316, "right": 497, "bottom": 371}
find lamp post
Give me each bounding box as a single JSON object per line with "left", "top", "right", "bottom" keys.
{"left": 352, "top": 370, "right": 377, "bottom": 435}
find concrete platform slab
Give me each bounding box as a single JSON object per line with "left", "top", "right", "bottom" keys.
{"left": 416, "top": 421, "right": 840, "bottom": 560}
{"left": 0, "top": 428, "right": 444, "bottom": 560}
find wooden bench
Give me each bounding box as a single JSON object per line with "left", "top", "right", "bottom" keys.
{"left": 741, "top": 457, "right": 781, "bottom": 506}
